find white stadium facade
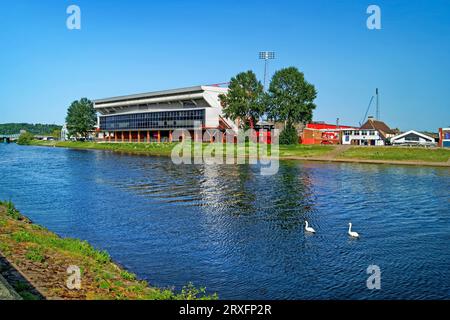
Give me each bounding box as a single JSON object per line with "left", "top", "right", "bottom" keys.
{"left": 94, "top": 86, "right": 238, "bottom": 143}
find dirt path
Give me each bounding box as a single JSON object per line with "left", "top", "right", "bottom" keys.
{"left": 320, "top": 145, "right": 352, "bottom": 160}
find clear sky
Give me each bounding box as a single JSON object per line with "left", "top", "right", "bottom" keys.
{"left": 0, "top": 0, "right": 449, "bottom": 131}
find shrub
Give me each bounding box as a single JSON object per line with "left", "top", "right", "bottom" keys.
{"left": 177, "top": 282, "right": 218, "bottom": 300}
{"left": 4, "top": 201, "right": 22, "bottom": 220}
{"left": 17, "top": 132, "right": 35, "bottom": 145}
{"left": 280, "top": 124, "right": 299, "bottom": 145}
{"left": 120, "top": 270, "right": 137, "bottom": 281}
{"left": 12, "top": 231, "right": 34, "bottom": 243}
{"left": 25, "top": 247, "right": 46, "bottom": 263}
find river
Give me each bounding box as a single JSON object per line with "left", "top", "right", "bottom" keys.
{"left": 0, "top": 143, "right": 449, "bottom": 299}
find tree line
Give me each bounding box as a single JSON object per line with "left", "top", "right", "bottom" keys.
{"left": 0, "top": 123, "right": 61, "bottom": 136}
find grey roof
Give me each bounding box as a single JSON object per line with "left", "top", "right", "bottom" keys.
{"left": 93, "top": 86, "right": 206, "bottom": 105}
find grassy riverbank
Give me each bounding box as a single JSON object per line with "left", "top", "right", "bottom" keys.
{"left": 27, "top": 140, "right": 450, "bottom": 165}
{"left": 0, "top": 201, "right": 216, "bottom": 300}
{"left": 30, "top": 140, "right": 176, "bottom": 157}
{"left": 339, "top": 147, "right": 450, "bottom": 163}
{"left": 29, "top": 140, "right": 334, "bottom": 158}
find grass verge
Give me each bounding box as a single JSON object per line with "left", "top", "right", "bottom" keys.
{"left": 0, "top": 201, "right": 217, "bottom": 300}
{"left": 29, "top": 140, "right": 334, "bottom": 159}
{"left": 339, "top": 147, "right": 450, "bottom": 163}
{"left": 26, "top": 140, "right": 450, "bottom": 164}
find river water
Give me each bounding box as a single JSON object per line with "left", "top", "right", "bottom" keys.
{"left": 0, "top": 143, "right": 449, "bottom": 299}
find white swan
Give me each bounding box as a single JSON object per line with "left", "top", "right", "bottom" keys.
{"left": 348, "top": 223, "right": 360, "bottom": 238}
{"left": 305, "top": 221, "right": 316, "bottom": 233}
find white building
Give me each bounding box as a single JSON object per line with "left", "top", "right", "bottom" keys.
{"left": 60, "top": 124, "right": 69, "bottom": 141}
{"left": 94, "top": 86, "right": 237, "bottom": 143}
{"left": 341, "top": 117, "right": 396, "bottom": 146}
{"left": 342, "top": 129, "right": 385, "bottom": 146}
{"left": 390, "top": 130, "right": 436, "bottom": 146}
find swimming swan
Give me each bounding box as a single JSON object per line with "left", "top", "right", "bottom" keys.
{"left": 348, "top": 223, "right": 360, "bottom": 238}
{"left": 305, "top": 221, "right": 316, "bottom": 233}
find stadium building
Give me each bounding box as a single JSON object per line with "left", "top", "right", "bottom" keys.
{"left": 94, "top": 86, "right": 237, "bottom": 143}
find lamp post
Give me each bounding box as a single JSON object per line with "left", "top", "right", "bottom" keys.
{"left": 259, "top": 51, "right": 275, "bottom": 91}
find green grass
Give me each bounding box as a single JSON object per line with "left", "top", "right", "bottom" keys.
{"left": 0, "top": 200, "right": 22, "bottom": 220}
{"left": 0, "top": 242, "right": 10, "bottom": 255}
{"left": 29, "top": 140, "right": 335, "bottom": 159}
{"left": 278, "top": 144, "right": 334, "bottom": 158}
{"left": 120, "top": 270, "right": 137, "bottom": 281}
{"left": 1, "top": 201, "right": 217, "bottom": 300}
{"left": 12, "top": 230, "right": 111, "bottom": 264}
{"left": 340, "top": 147, "right": 450, "bottom": 162}
{"left": 25, "top": 246, "right": 46, "bottom": 263}
{"left": 29, "top": 140, "right": 450, "bottom": 164}
{"left": 30, "top": 140, "right": 176, "bottom": 156}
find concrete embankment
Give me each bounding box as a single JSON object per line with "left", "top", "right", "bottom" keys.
{"left": 0, "top": 274, "right": 21, "bottom": 300}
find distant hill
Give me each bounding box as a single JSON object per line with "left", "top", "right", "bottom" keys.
{"left": 0, "top": 123, "right": 62, "bottom": 135}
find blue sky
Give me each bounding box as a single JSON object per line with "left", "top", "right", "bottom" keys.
{"left": 0, "top": 0, "right": 449, "bottom": 131}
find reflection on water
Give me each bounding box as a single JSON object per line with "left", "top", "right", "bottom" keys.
{"left": 0, "top": 144, "right": 449, "bottom": 299}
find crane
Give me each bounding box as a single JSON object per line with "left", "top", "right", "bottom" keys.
{"left": 360, "top": 96, "right": 374, "bottom": 126}
{"left": 359, "top": 88, "right": 380, "bottom": 126}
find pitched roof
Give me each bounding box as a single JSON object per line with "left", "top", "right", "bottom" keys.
{"left": 360, "top": 119, "right": 395, "bottom": 134}
{"left": 391, "top": 130, "right": 435, "bottom": 142}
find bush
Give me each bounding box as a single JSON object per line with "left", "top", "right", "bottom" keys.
{"left": 2, "top": 201, "right": 22, "bottom": 220}
{"left": 25, "top": 247, "right": 46, "bottom": 263}
{"left": 17, "top": 132, "right": 35, "bottom": 145}
{"left": 280, "top": 124, "right": 299, "bottom": 145}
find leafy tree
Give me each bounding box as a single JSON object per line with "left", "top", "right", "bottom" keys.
{"left": 219, "top": 71, "right": 265, "bottom": 129}
{"left": 65, "top": 98, "right": 97, "bottom": 139}
{"left": 279, "top": 124, "right": 299, "bottom": 145}
{"left": 51, "top": 129, "right": 61, "bottom": 140}
{"left": 17, "top": 132, "right": 35, "bottom": 145}
{"left": 267, "top": 66, "right": 317, "bottom": 128}
{"left": 266, "top": 67, "right": 317, "bottom": 144}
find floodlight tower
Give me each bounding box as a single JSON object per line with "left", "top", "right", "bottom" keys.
{"left": 259, "top": 51, "right": 275, "bottom": 90}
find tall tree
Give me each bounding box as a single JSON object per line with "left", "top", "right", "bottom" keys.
{"left": 219, "top": 71, "right": 265, "bottom": 129}
{"left": 267, "top": 67, "right": 317, "bottom": 127}
{"left": 65, "top": 98, "right": 97, "bottom": 139}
